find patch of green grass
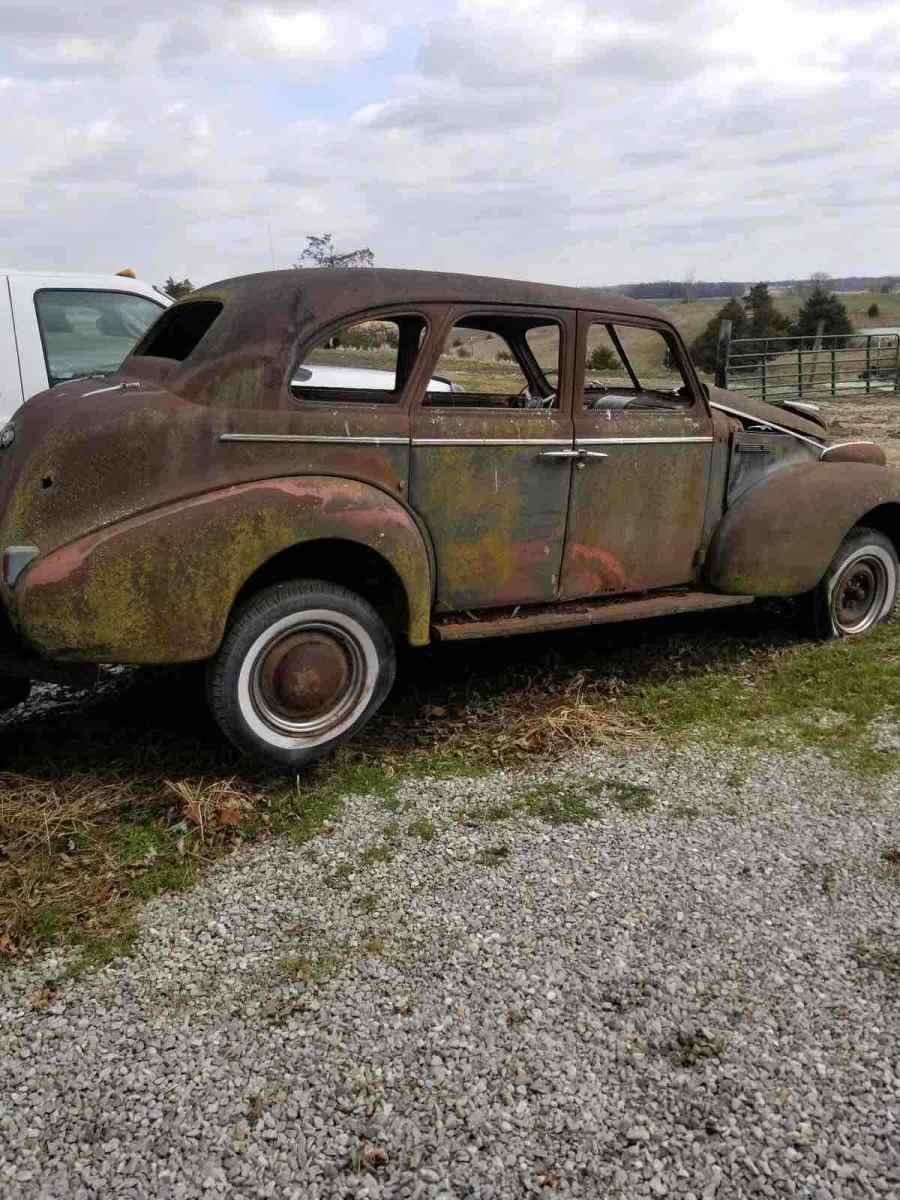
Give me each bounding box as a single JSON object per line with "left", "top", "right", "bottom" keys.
{"left": 127, "top": 862, "right": 197, "bottom": 900}
{"left": 852, "top": 934, "right": 900, "bottom": 981}
{"left": 603, "top": 780, "right": 656, "bottom": 814}
{"left": 670, "top": 804, "right": 700, "bottom": 821}
{"left": 359, "top": 843, "right": 393, "bottom": 867}
{"left": 325, "top": 862, "right": 355, "bottom": 890}
{"left": 407, "top": 818, "right": 437, "bottom": 841}
{"left": 516, "top": 781, "right": 600, "bottom": 825}
{"left": 353, "top": 893, "right": 378, "bottom": 915}
{"left": 671, "top": 1029, "right": 727, "bottom": 1068}
{"left": 624, "top": 623, "right": 900, "bottom": 775}
{"left": 269, "top": 752, "right": 401, "bottom": 845}
{"left": 476, "top": 845, "right": 511, "bottom": 867}
{"left": 108, "top": 821, "right": 167, "bottom": 864}
{"left": 66, "top": 929, "right": 139, "bottom": 980}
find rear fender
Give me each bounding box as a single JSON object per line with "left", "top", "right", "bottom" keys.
{"left": 15, "top": 477, "right": 434, "bottom": 661}
{"left": 706, "top": 462, "right": 900, "bottom": 595}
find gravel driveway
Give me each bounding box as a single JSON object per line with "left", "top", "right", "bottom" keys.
{"left": 2, "top": 741, "right": 899, "bottom": 1199}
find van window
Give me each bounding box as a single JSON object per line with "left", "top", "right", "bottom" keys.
{"left": 34, "top": 290, "right": 164, "bottom": 386}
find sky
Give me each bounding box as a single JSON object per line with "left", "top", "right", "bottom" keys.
{"left": 1, "top": 0, "right": 898, "bottom": 290}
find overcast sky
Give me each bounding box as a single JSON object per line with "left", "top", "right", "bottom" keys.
{"left": 1, "top": 0, "right": 898, "bottom": 290}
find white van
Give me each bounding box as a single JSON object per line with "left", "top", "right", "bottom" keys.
{"left": 0, "top": 270, "right": 169, "bottom": 421}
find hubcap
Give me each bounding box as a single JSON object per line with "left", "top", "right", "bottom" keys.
{"left": 831, "top": 554, "right": 889, "bottom": 635}
{"left": 249, "top": 621, "right": 367, "bottom": 738}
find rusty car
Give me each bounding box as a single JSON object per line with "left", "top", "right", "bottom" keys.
{"left": 0, "top": 268, "right": 898, "bottom": 766}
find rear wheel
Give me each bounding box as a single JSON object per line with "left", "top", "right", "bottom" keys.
{"left": 207, "top": 580, "right": 396, "bottom": 767}
{"left": 810, "top": 526, "right": 898, "bottom": 640}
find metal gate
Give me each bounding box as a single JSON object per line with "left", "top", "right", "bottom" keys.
{"left": 715, "top": 321, "right": 900, "bottom": 404}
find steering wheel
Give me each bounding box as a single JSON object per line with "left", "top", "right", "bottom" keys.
{"left": 515, "top": 383, "right": 557, "bottom": 409}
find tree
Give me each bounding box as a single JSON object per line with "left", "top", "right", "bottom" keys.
{"left": 162, "top": 276, "right": 194, "bottom": 300}
{"left": 744, "top": 282, "right": 793, "bottom": 339}
{"left": 295, "top": 234, "right": 374, "bottom": 270}
{"left": 681, "top": 269, "right": 696, "bottom": 305}
{"left": 868, "top": 303, "right": 880, "bottom": 319}
{"left": 689, "top": 297, "right": 748, "bottom": 373}
{"left": 793, "top": 283, "right": 852, "bottom": 343}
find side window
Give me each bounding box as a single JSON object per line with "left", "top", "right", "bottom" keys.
{"left": 425, "top": 314, "right": 561, "bottom": 409}
{"left": 584, "top": 322, "right": 692, "bottom": 410}
{"left": 291, "top": 314, "right": 426, "bottom": 404}
{"left": 34, "top": 290, "right": 164, "bottom": 386}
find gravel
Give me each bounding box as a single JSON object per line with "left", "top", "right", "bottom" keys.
{"left": 2, "top": 740, "right": 899, "bottom": 1199}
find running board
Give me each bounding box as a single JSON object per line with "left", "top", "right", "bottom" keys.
{"left": 433, "top": 592, "right": 754, "bottom": 642}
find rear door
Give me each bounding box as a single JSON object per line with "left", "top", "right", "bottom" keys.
{"left": 410, "top": 305, "right": 576, "bottom": 612}
{"left": 559, "top": 312, "right": 713, "bottom": 599}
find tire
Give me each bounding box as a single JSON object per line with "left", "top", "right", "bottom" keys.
{"left": 207, "top": 580, "right": 396, "bottom": 768}
{"left": 810, "top": 526, "right": 898, "bottom": 640}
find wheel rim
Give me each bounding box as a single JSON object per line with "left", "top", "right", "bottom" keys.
{"left": 830, "top": 553, "right": 891, "bottom": 635}
{"left": 238, "top": 610, "right": 379, "bottom": 749}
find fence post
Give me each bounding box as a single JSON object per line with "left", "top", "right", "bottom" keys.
{"left": 894, "top": 334, "right": 900, "bottom": 395}
{"left": 866, "top": 336, "right": 872, "bottom": 395}
{"left": 807, "top": 319, "right": 825, "bottom": 394}
{"left": 715, "top": 320, "right": 732, "bottom": 389}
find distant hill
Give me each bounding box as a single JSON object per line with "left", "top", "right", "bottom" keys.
{"left": 591, "top": 276, "right": 898, "bottom": 301}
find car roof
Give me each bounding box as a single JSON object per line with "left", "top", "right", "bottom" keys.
{"left": 193, "top": 267, "right": 666, "bottom": 323}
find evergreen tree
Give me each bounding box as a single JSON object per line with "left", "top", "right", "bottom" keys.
{"left": 689, "top": 297, "right": 747, "bottom": 373}
{"left": 793, "top": 284, "right": 852, "bottom": 343}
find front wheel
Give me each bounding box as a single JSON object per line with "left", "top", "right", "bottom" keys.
{"left": 207, "top": 580, "right": 396, "bottom": 768}
{"left": 810, "top": 526, "right": 898, "bottom": 640}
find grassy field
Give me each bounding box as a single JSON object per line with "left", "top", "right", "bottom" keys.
{"left": 4, "top": 599, "right": 900, "bottom": 972}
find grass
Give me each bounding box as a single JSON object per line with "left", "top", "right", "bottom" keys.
{"left": 5, "top": 600, "right": 900, "bottom": 969}
{"left": 852, "top": 934, "right": 900, "bottom": 982}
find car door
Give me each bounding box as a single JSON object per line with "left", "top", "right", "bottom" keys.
{"left": 7, "top": 278, "right": 164, "bottom": 400}
{"left": 410, "top": 305, "right": 576, "bottom": 612}
{"left": 558, "top": 311, "right": 713, "bottom": 600}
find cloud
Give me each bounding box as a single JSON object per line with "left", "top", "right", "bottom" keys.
{"left": 0, "top": 0, "right": 897, "bottom": 288}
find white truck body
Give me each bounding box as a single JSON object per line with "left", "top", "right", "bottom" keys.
{"left": 0, "top": 271, "right": 168, "bottom": 422}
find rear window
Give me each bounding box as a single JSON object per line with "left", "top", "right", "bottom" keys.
{"left": 35, "top": 289, "right": 164, "bottom": 386}
{"left": 133, "top": 300, "right": 223, "bottom": 362}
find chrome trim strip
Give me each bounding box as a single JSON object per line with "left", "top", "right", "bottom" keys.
{"left": 577, "top": 436, "right": 714, "bottom": 446}
{"left": 413, "top": 438, "right": 572, "bottom": 447}
{"left": 219, "top": 433, "right": 409, "bottom": 445}
{"left": 709, "top": 401, "right": 825, "bottom": 449}
{"left": 819, "top": 440, "right": 882, "bottom": 460}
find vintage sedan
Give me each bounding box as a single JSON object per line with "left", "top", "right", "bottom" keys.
{"left": 0, "top": 269, "right": 898, "bottom": 766}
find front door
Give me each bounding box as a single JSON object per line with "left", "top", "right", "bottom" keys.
{"left": 559, "top": 312, "right": 713, "bottom": 600}
{"left": 410, "top": 305, "right": 575, "bottom": 612}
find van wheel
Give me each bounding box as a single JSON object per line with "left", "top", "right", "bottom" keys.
{"left": 207, "top": 580, "right": 396, "bottom": 768}
{"left": 810, "top": 526, "right": 898, "bottom": 640}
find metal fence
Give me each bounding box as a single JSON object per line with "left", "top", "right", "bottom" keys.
{"left": 715, "top": 320, "right": 900, "bottom": 404}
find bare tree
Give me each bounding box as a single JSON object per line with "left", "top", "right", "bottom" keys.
{"left": 681, "top": 269, "right": 697, "bottom": 305}
{"left": 295, "top": 234, "right": 374, "bottom": 270}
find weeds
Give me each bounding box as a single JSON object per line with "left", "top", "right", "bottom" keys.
{"left": 852, "top": 934, "right": 900, "bottom": 981}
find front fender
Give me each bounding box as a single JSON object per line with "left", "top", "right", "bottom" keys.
{"left": 706, "top": 461, "right": 900, "bottom": 595}
{"left": 15, "top": 477, "right": 434, "bottom": 661}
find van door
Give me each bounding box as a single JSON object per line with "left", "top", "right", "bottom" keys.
{"left": 7, "top": 279, "right": 163, "bottom": 401}
{"left": 0, "top": 276, "right": 25, "bottom": 419}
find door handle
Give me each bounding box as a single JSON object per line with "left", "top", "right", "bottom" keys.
{"left": 578, "top": 450, "right": 608, "bottom": 459}
{"left": 538, "top": 449, "right": 581, "bottom": 460}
